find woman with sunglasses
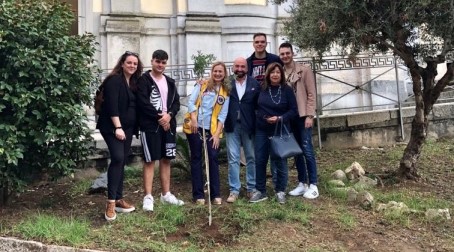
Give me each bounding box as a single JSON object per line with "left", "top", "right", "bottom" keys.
{"left": 96, "top": 51, "right": 144, "bottom": 221}
{"left": 186, "top": 61, "right": 230, "bottom": 205}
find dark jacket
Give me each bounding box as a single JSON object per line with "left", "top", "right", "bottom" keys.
{"left": 246, "top": 51, "right": 283, "bottom": 80}
{"left": 136, "top": 71, "right": 180, "bottom": 133}
{"left": 96, "top": 74, "right": 137, "bottom": 133}
{"left": 224, "top": 76, "right": 260, "bottom": 135}
{"left": 256, "top": 84, "right": 298, "bottom": 136}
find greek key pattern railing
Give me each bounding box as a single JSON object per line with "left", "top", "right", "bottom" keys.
{"left": 96, "top": 54, "right": 403, "bottom": 84}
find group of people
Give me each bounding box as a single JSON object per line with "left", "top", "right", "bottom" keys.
{"left": 96, "top": 33, "right": 319, "bottom": 221}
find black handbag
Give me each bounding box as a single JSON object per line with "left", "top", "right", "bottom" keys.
{"left": 270, "top": 119, "right": 303, "bottom": 158}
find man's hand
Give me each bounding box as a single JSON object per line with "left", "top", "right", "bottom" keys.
{"left": 305, "top": 116, "right": 314, "bottom": 128}
{"left": 158, "top": 112, "right": 171, "bottom": 131}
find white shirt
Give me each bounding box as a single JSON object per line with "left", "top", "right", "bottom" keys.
{"left": 235, "top": 76, "right": 247, "bottom": 100}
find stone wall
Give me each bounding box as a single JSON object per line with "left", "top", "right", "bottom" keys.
{"left": 317, "top": 102, "right": 454, "bottom": 149}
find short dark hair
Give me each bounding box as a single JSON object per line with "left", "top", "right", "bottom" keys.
{"left": 279, "top": 42, "right": 294, "bottom": 53}
{"left": 253, "top": 33, "right": 267, "bottom": 40}
{"left": 152, "top": 49, "right": 168, "bottom": 60}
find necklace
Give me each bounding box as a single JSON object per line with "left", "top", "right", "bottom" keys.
{"left": 268, "top": 85, "right": 282, "bottom": 104}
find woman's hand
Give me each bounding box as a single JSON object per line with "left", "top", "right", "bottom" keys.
{"left": 190, "top": 114, "right": 198, "bottom": 134}
{"left": 266, "top": 116, "right": 280, "bottom": 124}
{"left": 210, "top": 134, "right": 220, "bottom": 149}
{"left": 115, "top": 128, "right": 126, "bottom": 141}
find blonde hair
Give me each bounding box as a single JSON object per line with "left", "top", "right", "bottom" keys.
{"left": 207, "top": 61, "right": 230, "bottom": 95}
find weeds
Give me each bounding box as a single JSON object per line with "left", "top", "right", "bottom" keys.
{"left": 15, "top": 213, "right": 89, "bottom": 246}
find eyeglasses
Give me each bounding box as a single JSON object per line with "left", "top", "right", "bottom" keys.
{"left": 124, "top": 51, "right": 139, "bottom": 57}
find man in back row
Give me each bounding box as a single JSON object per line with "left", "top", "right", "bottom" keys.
{"left": 247, "top": 32, "right": 283, "bottom": 85}
{"left": 247, "top": 32, "right": 283, "bottom": 186}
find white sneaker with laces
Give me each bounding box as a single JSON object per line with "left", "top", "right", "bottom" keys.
{"left": 303, "top": 184, "right": 319, "bottom": 199}
{"left": 288, "top": 182, "right": 308, "bottom": 196}
{"left": 160, "top": 192, "right": 185, "bottom": 206}
{"left": 143, "top": 195, "right": 154, "bottom": 212}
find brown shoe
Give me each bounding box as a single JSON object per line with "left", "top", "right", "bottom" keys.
{"left": 213, "top": 198, "right": 222, "bottom": 205}
{"left": 226, "top": 193, "right": 238, "bottom": 203}
{"left": 115, "top": 199, "right": 135, "bottom": 213}
{"left": 195, "top": 199, "right": 205, "bottom": 205}
{"left": 105, "top": 201, "right": 116, "bottom": 221}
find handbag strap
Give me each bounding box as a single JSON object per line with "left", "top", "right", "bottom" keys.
{"left": 273, "top": 117, "right": 290, "bottom": 137}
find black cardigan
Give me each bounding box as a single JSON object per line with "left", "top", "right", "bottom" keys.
{"left": 96, "top": 74, "right": 137, "bottom": 133}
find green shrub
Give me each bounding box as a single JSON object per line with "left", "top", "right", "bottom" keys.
{"left": 0, "top": 0, "right": 97, "bottom": 204}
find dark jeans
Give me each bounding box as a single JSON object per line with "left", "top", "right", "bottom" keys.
{"left": 186, "top": 128, "right": 221, "bottom": 200}
{"left": 255, "top": 129, "right": 288, "bottom": 194}
{"left": 293, "top": 117, "right": 318, "bottom": 185}
{"left": 101, "top": 128, "right": 133, "bottom": 200}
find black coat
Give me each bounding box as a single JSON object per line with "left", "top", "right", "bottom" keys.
{"left": 136, "top": 71, "right": 180, "bottom": 133}
{"left": 224, "top": 76, "right": 260, "bottom": 135}
{"left": 96, "top": 74, "right": 137, "bottom": 133}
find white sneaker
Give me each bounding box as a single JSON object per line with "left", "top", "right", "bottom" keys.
{"left": 303, "top": 184, "right": 319, "bottom": 199}
{"left": 288, "top": 182, "right": 308, "bottom": 196}
{"left": 160, "top": 192, "right": 185, "bottom": 206}
{"left": 143, "top": 195, "right": 154, "bottom": 212}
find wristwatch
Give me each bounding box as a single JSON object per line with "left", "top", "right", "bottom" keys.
{"left": 307, "top": 115, "right": 314, "bottom": 119}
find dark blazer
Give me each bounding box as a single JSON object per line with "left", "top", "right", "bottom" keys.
{"left": 96, "top": 74, "right": 136, "bottom": 133}
{"left": 136, "top": 70, "right": 180, "bottom": 133}
{"left": 224, "top": 76, "right": 260, "bottom": 135}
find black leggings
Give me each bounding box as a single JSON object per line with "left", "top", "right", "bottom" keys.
{"left": 101, "top": 128, "right": 134, "bottom": 200}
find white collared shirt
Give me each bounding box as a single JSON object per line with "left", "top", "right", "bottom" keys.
{"left": 235, "top": 76, "right": 247, "bottom": 100}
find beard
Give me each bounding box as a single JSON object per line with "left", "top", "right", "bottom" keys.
{"left": 234, "top": 70, "right": 246, "bottom": 78}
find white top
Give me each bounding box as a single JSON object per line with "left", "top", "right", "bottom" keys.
{"left": 235, "top": 76, "right": 247, "bottom": 100}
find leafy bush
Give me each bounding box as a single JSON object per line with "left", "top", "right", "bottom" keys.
{"left": 0, "top": 0, "right": 97, "bottom": 204}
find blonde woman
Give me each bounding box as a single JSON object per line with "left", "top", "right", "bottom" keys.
{"left": 186, "top": 62, "right": 230, "bottom": 205}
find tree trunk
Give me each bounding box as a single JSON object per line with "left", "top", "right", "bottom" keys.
{"left": 398, "top": 117, "right": 427, "bottom": 180}
{"left": 397, "top": 64, "right": 428, "bottom": 180}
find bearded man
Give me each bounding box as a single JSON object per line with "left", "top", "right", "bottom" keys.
{"left": 224, "top": 57, "right": 260, "bottom": 203}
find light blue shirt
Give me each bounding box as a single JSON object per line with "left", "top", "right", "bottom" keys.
{"left": 188, "top": 86, "right": 230, "bottom": 130}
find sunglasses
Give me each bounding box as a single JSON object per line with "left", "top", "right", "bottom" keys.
{"left": 124, "top": 51, "right": 139, "bottom": 57}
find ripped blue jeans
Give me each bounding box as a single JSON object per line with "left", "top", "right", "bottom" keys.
{"left": 294, "top": 117, "right": 318, "bottom": 185}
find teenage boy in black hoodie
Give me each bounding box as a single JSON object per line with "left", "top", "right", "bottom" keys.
{"left": 137, "top": 50, "right": 184, "bottom": 212}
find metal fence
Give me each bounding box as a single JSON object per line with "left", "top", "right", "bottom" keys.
{"left": 95, "top": 54, "right": 420, "bottom": 148}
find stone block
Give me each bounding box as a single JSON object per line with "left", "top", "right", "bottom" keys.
{"left": 319, "top": 115, "right": 347, "bottom": 128}
{"left": 105, "top": 19, "right": 140, "bottom": 33}
{"left": 389, "top": 107, "right": 415, "bottom": 119}
{"left": 432, "top": 103, "right": 454, "bottom": 119}
{"left": 347, "top": 111, "right": 391, "bottom": 126}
